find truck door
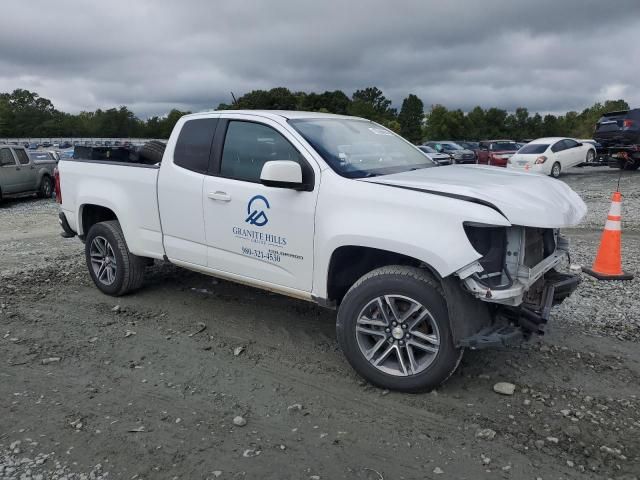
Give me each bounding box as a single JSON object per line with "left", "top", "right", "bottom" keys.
{"left": 13, "top": 149, "right": 37, "bottom": 190}
{"left": 0, "top": 147, "right": 22, "bottom": 194}
{"left": 202, "top": 117, "right": 319, "bottom": 292}
{"left": 157, "top": 116, "right": 220, "bottom": 266}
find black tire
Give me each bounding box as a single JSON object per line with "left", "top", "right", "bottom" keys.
{"left": 550, "top": 162, "right": 561, "bottom": 178}
{"left": 85, "top": 220, "right": 146, "bottom": 296}
{"left": 585, "top": 149, "right": 595, "bottom": 163}
{"left": 138, "top": 140, "right": 166, "bottom": 165}
{"left": 336, "top": 266, "right": 463, "bottom": 392}
{"left": 622, "top": 159, "right": 640, "bottom": 171}
{"left": 38, "top": 175, "right": 53, "bottom": 198}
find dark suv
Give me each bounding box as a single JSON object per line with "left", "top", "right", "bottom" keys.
{"left": 594, "top": 109, "right": 640, "bottom": 147}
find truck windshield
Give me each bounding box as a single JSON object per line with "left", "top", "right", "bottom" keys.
{"left": 289, "top": 118, "right": 435, "bottom": 178}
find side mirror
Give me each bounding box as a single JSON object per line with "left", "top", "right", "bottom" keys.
{"left": 576, "top": 142, "right": 583, "bottom": 147}
{"left": 260, "top": 160, "right": 304, "bottom": 189}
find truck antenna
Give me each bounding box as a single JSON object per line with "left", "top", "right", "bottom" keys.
{"left": 230, "top": 92, "right": 238, "bottom": 105}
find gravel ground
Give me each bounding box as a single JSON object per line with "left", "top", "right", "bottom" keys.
{"left": 1, "top": 167, "right": 639, "bottom": 480}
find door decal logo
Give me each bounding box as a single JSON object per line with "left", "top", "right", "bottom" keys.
{"left": 246, "top": 195, "right": 270, "bottom": 227}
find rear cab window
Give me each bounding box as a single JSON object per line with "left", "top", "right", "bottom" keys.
{"left": 173, "top": 118, "right": 219, "bottom": 173}
{"left": 14, "top": 149, "right": 30, "bottom": 165}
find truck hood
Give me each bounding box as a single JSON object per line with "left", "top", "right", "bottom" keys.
{"left": 360, "top": 165, "right": 587, "bottom": 228}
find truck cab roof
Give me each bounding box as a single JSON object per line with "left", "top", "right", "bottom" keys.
{"left": 193, "top": 110, "right": 359, "bottom": 121}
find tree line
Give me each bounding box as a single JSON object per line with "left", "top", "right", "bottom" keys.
{"left": 0, "top": 89, "right": 189, "bottom": 139}
{"left": 0, "top": 87, "right": 630, "bottom": 144}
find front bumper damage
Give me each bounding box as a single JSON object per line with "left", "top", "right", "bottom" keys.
{"left": 457, "top": 271, "right": 580, "bottom": 349}
{"left": 452, "top": 227, "right": 580, "bottom": 349}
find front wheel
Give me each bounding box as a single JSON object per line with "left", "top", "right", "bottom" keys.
{"left": 336, "top": 266, "right": 463, "bottom": 392}
{"left": 550, "top": 162, "right": 561, "bottom": 178}
{"left": 85, "top": 220, "right": 146, "bottom": 296}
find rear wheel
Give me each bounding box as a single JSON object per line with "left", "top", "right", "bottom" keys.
{"left": 550, "top": 162, "right": 561, "bottom": 178}
{"left": 85, "top": 220, "right": 146, "bottom": 296}
{"left": 38, "top": 175, "right": 52, "bottom": 198}
{"left": 622, "top": 158, "right": 640, "bottom": 171}
{"left": 336, "top": 266, "right": 463, "bottom": 392}
{"left": 585, "top": 149, "right": 595, "bottom": 163}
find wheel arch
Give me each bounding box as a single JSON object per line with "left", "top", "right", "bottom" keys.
{"left": 78, "top": 203, "right": 118, "bottom": 238}
{"left": 36, "top": 170, "right": 51, "bottom": 188}
{"left": 325, "top": 245, "right": 442, "bottom": 307}
{"left": 325, "top": 245, "right": 493, "bottom": 344}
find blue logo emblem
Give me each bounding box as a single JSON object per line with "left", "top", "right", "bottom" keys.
{"left": 246, "top": 195, "right": 270, "bottom": 227}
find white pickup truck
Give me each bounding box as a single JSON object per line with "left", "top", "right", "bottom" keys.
{"left": 57, "top": 110, "right": 586, "bottom": 392}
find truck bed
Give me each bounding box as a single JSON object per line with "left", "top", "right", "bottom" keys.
{"left": 58, "top": 158, "right": 164, "bottom": 258}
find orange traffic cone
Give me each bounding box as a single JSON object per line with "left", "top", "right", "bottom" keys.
{"left": 583, "top": 191, "right": 634, "bottom": 280}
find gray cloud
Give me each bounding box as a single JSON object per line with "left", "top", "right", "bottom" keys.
{"left": 0, "top": 0, "right": 638, "bottom": 117}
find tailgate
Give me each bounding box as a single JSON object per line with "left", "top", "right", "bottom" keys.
{"left": 594, "top": 110, "right": 638, "bottom": 145}
{"left": 596, "top": 111, "right": 627, "bottom": 133}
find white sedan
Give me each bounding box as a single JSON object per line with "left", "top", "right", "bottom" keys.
{"left": 507, "top": 137, "right": 596, "bottom": 178}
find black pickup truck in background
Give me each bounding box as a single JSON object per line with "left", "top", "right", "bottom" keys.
{"left": 594, "top": 108, "right": 640, "bottom": 170}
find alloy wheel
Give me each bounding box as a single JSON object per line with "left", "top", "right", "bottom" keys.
{"left": 355, "top": 295, "right": 440, "bottom": 377}
{"left": 89, "top": 236, "right": 117, "bottom": 285}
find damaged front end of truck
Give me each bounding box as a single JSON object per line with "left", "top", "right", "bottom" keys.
{"left": 446, "top": 224, "right": 581, "bottom": 349}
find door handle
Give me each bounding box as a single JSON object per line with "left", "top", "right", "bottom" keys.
{"left": 208, "top": 191, "right": 231, "bottom": 202}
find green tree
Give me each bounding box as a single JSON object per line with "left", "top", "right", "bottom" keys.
{"left": 465, "top": 106, "right": 486, "bottom": 140}
{"left": 423, "top": 104, "right": 450, "bottom": 139}
{"left": 226, "top": 87, "right": 299, "bottom": 110}
{"left": 542, "top": 114, "right": 558, "bottom": 137}
{"left": 398, "top": 94, "right": 424, "bottom": 143}
{"left": 484, "top": 108, "right": 508, "bottom": 138}
{"left": 348, "top": 87, "right": 396, "bottom": 123}
{"left": 300, "top": 90, "right": 351, "bottom": 114}
{"left": 527, "top": 113, "right": 543, "bottom": 138}
{"left": 0, "top": 98, "right": 12, "bottom": 137}
{"left": 159, "top": 109, "right": 189, "bottom": 138}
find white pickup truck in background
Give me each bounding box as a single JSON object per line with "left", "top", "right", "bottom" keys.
{"left": 56, "top": 110, "right": 587, "bottom": 392}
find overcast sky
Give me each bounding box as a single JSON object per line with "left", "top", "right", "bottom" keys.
{"left": 1, "top": 0, "right": 639, "bottom": 118}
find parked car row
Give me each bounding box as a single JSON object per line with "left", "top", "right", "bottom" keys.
{"left": 419, "top": 136, "right": 598, "bottom": 178}
{"left": 423, "top": 141, "right": 477, "bottom": 164}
